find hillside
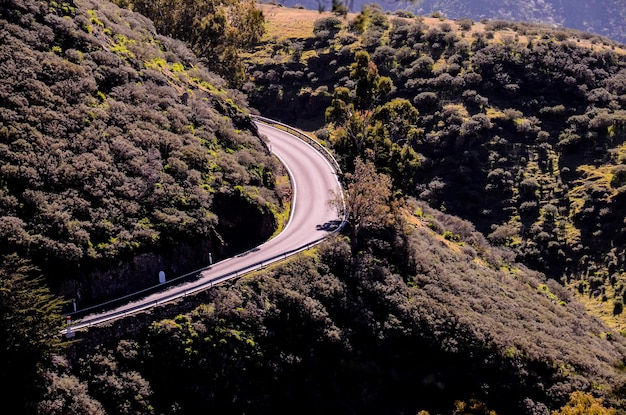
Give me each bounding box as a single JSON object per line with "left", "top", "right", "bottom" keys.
{"left": 269, "top": 0, "right": 626, "bottom": 44}
{"left": 55, "top": 5, "right": 626, "bottom": 414}
{"left": 245, "top": 4, "right": 626, "bottom": 334}
{"left": 0, "top": 0, "right": 293, "bottom": 411}
{"left": 0, "top": 0, "right": 287, "bottom": 307}
{"left": 61, "top": 200, "right": 626, "bottom": 414}
{"left": 4, "top": 1, "right": 626, "bottom": 415}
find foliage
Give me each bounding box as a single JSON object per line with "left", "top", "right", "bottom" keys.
{"left": 36, "top": 368, "right": 107, "bottom": 415}
{"left": 412, "top": 0, "right": 626, "bottom": 45}
{"left": 551, "top": 391, "right": 617, "bottom": 415}
{"left": 6, "top": 2, "right": 626, "bottom": 415}
{"left": 453, "top": 399, "right": 497, "bottom": 415}
{"left": 118, "top": 0, "right": 265, "bottom": 86}
{"left": 60, "top": 200, "right": 626, "bottom": 414}
{"left": 0, "top": 254, "right": 67, "bottom": 413}
{"left": 0, "top": 0, "right": 282, "bottom": 306}
{"left": 77, "top": 345, "right": 154, "bottom": 414}
{"left": 275, "top": 0, "right": 626, "bottom": 45}
{"left": 330, "top": 157, "right": 392, "bottom": 254}
{"left": 244, "top": 4, "right": 626, "bottom": 334}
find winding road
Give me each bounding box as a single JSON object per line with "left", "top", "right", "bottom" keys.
{"left": 65, "top": 119, "right": 345, "bottom": 333}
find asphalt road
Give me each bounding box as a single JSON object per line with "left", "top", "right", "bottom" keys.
{"left": 65, "top": 120, "right": 344, "bottom": 333}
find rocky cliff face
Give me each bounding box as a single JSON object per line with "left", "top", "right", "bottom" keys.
{"left": 60, "top": 242, "right": 206, "bottom": 308}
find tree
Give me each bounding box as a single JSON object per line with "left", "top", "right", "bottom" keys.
{"left": 317, "top": 0, "right": 423, "bottom": 14}
{"left": 552, "top": 391, "right": 617, "bottom": 415}
{"left": 453, "top": 399, "right": 497, "bottom": 415}
{"left": 330, "top": 157, "right": 392, "bottom": 254}
{"left": 350, "top": 51, "right": 378, "bottom": 110}
{"left": 37, "top": 372, "right": 106, "bottom": 415}
{"left": 313, "top": 16, "right": 342, "bottom": 36}
{"left": 0, "top": 254, "right": 68, "bottom": 413}
{"left": 328, "top": 97, "right": 421, "bottom": 191}
{"left": 227, "top": 0, "right": 265, "bottom": 47}
{"left": 331, "top": 0, "right": 348, "bottom": 17}
{"left": 325, "top": 86, "right": 352, "bottom": 126}
{"left": 372, "top": 98, "right": 420, "bottom": 143}
{"left": 329, "top": 109, "right": 371, "bottom": 171}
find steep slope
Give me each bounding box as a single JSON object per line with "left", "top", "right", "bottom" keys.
{"left": 0, "top": 0, "right": 284, "bottom": 307}
{"left": 245, "top": 5, "right": 626, "bottom": 333}
{"left": 5, "top": 2, "right": 626, "bottom": 415}
{"left": 60, "top": 200, "right": 626, "bottom": 414}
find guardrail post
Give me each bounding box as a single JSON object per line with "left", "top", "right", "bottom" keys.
{"left": 65, "top": 315, "right": 75, "bottom": 339}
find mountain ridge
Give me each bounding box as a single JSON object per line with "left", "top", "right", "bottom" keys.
{"left": 267, "top": 0, "right": 626, "bottom": 44}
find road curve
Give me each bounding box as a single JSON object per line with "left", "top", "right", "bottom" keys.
{"left": 66, "top": 120, "right": 344, "bottom": 332}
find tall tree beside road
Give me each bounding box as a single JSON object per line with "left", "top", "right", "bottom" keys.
{"left": 331, "top": 157, "right": 393, "bottom": 255}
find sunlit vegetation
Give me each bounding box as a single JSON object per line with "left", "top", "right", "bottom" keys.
{"left": 113, "top": 0, "right": 265, "bottom": 86}
{"left": 303, "top": 0, "right": 626, "bottom": 46}
{"left": 0, "top": 0, "right": 288, "bottom": 410}
{"left": 5, "top": 1, "right": 626, "bottom": 414}
{"left": 412, "top": 0, "right": 626, "bottom": 46}
{"left": 0, "top": 0, "right": 285, "bottom": 311}
{"left": 245, "top": 4, "right": 626, "bottom": 335}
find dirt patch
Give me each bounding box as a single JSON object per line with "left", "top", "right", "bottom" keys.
{"left": 258, "top": 3, "right": 356, "bottom": 41}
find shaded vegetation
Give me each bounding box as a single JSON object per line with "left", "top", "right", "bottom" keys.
{"left": 0, "top": 254, "right": 68, "bottom": 414}
{"left": 61, "top": 200, "right": 626, "bottom": 414}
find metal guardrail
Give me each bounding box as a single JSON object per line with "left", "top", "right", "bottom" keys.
{"left": 67, "top": 234, "right": 343, "bottom": 329}
{"left": 252, "top": 115, "right": 343, "bottom": 175}
{"left": 66, "top": 117, "right": 347, "bottom": 331}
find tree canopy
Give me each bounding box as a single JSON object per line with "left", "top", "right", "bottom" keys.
{"left": 330, "top": 156, "right": 392, "bottom": 253}
{"left": 118, "top": 0, "right": 265, "bottom": 86}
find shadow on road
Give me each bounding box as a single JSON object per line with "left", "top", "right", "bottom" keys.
{"left": 316, "top": 220, "right": 343, "bottom": 232}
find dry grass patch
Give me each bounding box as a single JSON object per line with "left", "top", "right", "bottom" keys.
{"left": 258, "top": 3, "right": 355, "bottom": 41}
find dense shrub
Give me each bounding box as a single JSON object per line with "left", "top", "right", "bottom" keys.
{"left": 0, "top": 0, "right": 282, "bottom": 296}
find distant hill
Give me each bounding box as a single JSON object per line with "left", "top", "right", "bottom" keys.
{"left": 269, "top": 0, "right": 626, "bottom": 44}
